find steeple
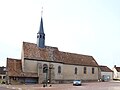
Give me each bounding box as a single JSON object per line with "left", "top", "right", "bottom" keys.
{"left": 37, "top": 16, "right": 45, "bottom": 48}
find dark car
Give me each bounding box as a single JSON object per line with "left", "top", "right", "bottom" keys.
{"left": 73, "top": 80, "right": 82, "bottom": 86}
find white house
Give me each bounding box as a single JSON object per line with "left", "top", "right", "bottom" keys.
{"left": 112, "top": 65, "right": 120, "bottom": 80}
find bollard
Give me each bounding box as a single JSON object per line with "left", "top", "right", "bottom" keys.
{"left": 43, "top": 84, "right": 46, "bottom": 87}
{"left": 49, "top": 84, "right": 52, "bottom": 87}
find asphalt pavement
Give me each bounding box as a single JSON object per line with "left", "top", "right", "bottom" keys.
{"left": 0, "top": 81, "right": 120, "bottom": 90}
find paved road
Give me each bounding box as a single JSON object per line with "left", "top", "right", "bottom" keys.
{"left": 0, "top": 81, "right": 120, "bottom": 90}
{"left": 0, "top": 87, "right": 13, "bottom": 90}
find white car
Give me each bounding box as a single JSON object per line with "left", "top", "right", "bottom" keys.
{"left": 73, "top": 80, "right": 82, "bottom": 86}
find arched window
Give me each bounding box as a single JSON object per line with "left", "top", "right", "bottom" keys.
{"left": 43, "top": 64, "right": 48, "bottom": 73}
{"left": 40, "top": 35, "right": 42, "bottom": 38}
{"left": 75, "top": 67, "right": 77, "bottom": 74}
{"left": 58, "top": 66, "right": 61, "bottom": 74}
{"left": 43, "top": 35, "right": 45, "bottom": 39}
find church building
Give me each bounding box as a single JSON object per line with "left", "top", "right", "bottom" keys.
{"left": 6, "top": 16, "right": 100, "bottom": 84}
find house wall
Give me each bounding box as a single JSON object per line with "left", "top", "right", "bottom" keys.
{"left": 113, "top": 68, "right": 117, "bottom": 79}
{"left": 0, "top": 74, "right": 6, "bottom": 83}
{"left": 112, "top": 68, "right": 120, "bottom": 79}
{"left": 117, "top": 72, "right": 120, "bottom": 79}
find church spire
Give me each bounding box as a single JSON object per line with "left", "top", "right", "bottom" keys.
{"left": 37, "top": 8, "right": 45, "bottom": 48}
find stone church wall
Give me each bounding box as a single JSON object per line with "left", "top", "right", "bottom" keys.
{"left": 52, "top": 63, "right": 63, "bottom": 80}
{"left": 23, "top": 59, "right": 99, "bottom": 83}
{"left": 23, "top": 59, "right": 56, "bottom": 83}
{"left": 24, "top": 59, "right": 38, "bottom": 73}
{"left": 63, "top": 64, "right": 99, "bottom": 81}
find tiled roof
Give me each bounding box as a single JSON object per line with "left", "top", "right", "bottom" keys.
{"left": 115, "top": 67, "right": 120, "bottom": 72}
{"left": 23, "top": 42, "right": 99, "bottom": 67}
{"left": 23, "top": 42, "right": 50, "bottom": 61}
{"left": 7, "top": 58, "right": 37, "bottom": 77}
{"left": 99, "top": 66, "right": 113, "bottom": 72}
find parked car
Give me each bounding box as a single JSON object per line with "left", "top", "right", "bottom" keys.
{"left": 73, "top": 80, "right": 82, "bottom": 86}
{"left": 102, "top": 75, "right": 110, "bottom": 82}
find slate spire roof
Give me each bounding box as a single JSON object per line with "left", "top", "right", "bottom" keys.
{"left": 38, "top": 17, "right": 44, "bottom": 34}
{"left": 37, "top": 16, "right": 45, "bottom": 48}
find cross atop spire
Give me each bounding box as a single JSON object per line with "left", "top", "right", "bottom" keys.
{"left": 41, "top": 7, "right": 43, "bottom": 17}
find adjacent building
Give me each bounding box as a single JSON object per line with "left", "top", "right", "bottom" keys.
{"left": 99, "top": 65, "right": 113, "bottom": 81}
{"left": 112, "top": 65, "right": 120, "bottom": 80}
{"left": 6, "top": 16, "right": 100, "bottom": 84}
{"left": 0, "top": 66, "right": 6, "bottom": 83}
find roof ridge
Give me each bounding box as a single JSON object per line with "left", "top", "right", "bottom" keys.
{"left": 7, "top": 58, "right": 21, "bottom": 60}
{"left": 59, "top": 51, "right": 92, "bottom": 57}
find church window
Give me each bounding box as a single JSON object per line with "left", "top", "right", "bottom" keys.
{"left": 37, "top": 34, "right": 39, "bottom": 38}
{"left": 75, "top": 67, "right": 77, "bottom": 74}
{"left": 3, "top": 76, "right": 6, "bottom": 79}
{"left": 92, "top": 68, "right": 94, "bottom": 74}
{"left": 43, "top": 64, "right": 48, "bottom": 73}
{"left": 58, "top": 66, "right": 61, "bottom": 74}
{"left": 84, "top": 67, "right": 87, "bottom": 74}
{"left": 43, "top": 35, "right": 45, "bottom": 39}
{"left": 40, "top": 35, "right": 42, "bottom": 38}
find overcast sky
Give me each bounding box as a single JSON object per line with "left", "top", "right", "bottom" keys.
{"left": 0, "top": 0, "right": 120, "bottom": 68}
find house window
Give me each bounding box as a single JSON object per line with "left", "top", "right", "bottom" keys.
{"left": 58, "top": 66, "right": 61, "bottom": 74}
{"left": 92, "top": 68, "right": 94, "bottom": 74}
{"left": 84, "top": 67, "right": 87, "bottom": 74}
{"left": 43, "top": 64, "right": 48, "bottom": 73}
{"left": 75, "top": 67, "right": 77, "bottom": 74}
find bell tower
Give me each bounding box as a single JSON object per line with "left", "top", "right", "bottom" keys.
{"left": 37, "top": 15, "right": 45, "bottom": 48}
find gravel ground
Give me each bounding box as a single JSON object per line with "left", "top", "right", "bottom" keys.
{"left": 0, "top": 81, "right": 120, "bottom": 90}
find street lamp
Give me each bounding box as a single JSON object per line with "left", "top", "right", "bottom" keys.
{"left": 43, "top": 67, "right": 48, "bottom": 87}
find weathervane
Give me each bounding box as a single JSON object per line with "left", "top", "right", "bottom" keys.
{"left": 41, "top": 7, "right": 43, "bottom": 17}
